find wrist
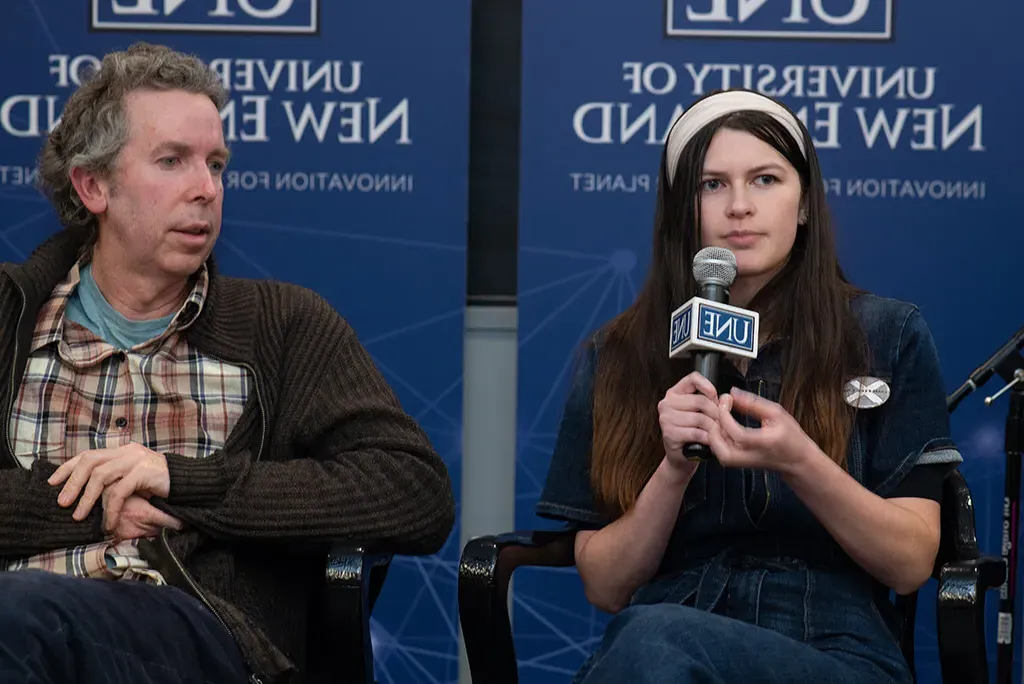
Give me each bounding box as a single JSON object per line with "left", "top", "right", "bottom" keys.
{"left": 779, "top": 437, "right": 827, "bottom": 484}
{"left": 657, "top": 454, "right": 697, "bottom": 488}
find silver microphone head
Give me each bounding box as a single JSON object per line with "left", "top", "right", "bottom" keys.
{"left": 692, "top": 246, "right": 738, "bottom": 287}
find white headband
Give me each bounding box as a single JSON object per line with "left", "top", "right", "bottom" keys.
{"left": 665, "top": 91, "right": 807, "bottom": 187}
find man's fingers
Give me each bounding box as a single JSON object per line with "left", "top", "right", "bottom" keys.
{"left": 148, "top": 506, "right": 184, "bottom": 531}
{"left": 120, "top": 497, "right": 184, "bottom": 535}
{"left": 72, "top": 462, "right": 125, "bottom": 521}
{"left": 48, "top": 454, "right": 81, "bottom": 486}
{"left": 57, "top": 450, "right": 119, "bottom": 507}
{"left": 59, "top": 465, "right": 94, "bottom": 508}
{"left": 102, "top": 473, "right": 139, "bottom": 533}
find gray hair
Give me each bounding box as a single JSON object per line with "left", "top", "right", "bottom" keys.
{"left": 37, "top": 42, "right": 229, "bottom": 234}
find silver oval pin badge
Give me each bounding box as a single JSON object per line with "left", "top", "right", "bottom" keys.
{"left": 843, "top": 376, "right": 891, "bottom": 409}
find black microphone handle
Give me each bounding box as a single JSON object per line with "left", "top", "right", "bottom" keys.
{"left": 700, "top": 282, "right": 729, "bottom": 306}
{"left": 683, "top": 350, "right": 720, "bottom": 460}
{"left": 694, "top": 349, "right": 721, "bottom": 390}
{"left": 682, "top": 282, "right": 728, "bottom": 461}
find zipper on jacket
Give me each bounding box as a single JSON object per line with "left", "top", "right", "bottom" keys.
{"left": 157, "top": 357, "right": 268, "bottom": 682}
{"left": 162, "top": 531, "right": 266, "bottom": 683}
{"left": 241, "top": 361, "right": 266, "bottom": 463}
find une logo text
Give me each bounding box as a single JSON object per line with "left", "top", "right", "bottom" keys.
{"left": 665, "top": 0, "right": 892, "bottom": 39}
{"left": 92, "top": 0, "right": 319, "bottom": 34}
{"left": 698, "top": 308, "right": 753, "bottom": 352}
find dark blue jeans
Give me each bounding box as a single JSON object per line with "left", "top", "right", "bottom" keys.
{"left": 0, "top": 570, "right": 250, "bottom": 683}
{"left": 574, "top": 603, "right": 911, "bottom": 684}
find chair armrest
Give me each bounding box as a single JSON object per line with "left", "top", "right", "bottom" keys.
{"left": 458, "top": 529, "right": 577, "bottom": 684}
{"left": 310, "top": 544, "right": 393, "bottom": 684}
{"left": 933, "top": 469, "right": 983, "bottom": 578}
{"left": 937, "top": 555, "right": 1005, "bottom": 684}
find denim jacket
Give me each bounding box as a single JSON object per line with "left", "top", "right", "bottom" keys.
{"left": 536, "top": 293, "right": 961, "bottom": 679}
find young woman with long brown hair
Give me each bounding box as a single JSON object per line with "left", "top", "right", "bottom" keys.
{"left": 536, "top": 88, "right": 961, "bottom": 683}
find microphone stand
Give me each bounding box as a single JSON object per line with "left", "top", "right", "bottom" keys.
{"left": 949, "top": 343, "right": 1024, "bottom": 684}
{"left": 948, "top": 323, "right": 1024, "bottom": 413}
{"left": 991, "top": 364, "right": 1024, "bottom": 684}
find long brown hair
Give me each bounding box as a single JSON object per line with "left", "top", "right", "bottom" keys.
{"left": 589, "top": 90, "right": 867, "bottom": 518}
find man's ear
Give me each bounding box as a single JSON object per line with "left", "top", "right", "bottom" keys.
{"left": 69, "top": 166, "right": 111, "bottom": 215}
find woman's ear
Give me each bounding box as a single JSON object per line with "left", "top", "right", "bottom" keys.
{"left": 798, "top": 202, "right": 808, "bottom": 226}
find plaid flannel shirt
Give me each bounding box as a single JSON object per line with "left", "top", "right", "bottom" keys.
{"left": 4, "top": 261, "right": 252, "bottom": 583}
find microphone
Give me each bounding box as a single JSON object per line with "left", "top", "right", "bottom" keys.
{"left": 947, "top": 323, "right": 1024, "bottom": 412}
{"left": 669, "top": 246, "right": 760, "bottom": 460}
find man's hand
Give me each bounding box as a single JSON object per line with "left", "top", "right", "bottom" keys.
{"left": 48, "top": 444, "right": 170, "bottom": 528}
{"left": 107, "top": 494, "right": 184, "bottom": 541}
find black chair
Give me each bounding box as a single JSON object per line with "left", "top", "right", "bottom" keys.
{"left": 458, "top": 469, "right": 1004, "bottom": 684}
{"left": 307, "top": 545, "right": 392, "bottom": 684}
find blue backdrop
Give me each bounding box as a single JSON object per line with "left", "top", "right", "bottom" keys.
{"left": 515, "top": 1, "right": 1024, "bottom": 682}
{"left": 0, "top": 2, "right": 469, "bottom": 682}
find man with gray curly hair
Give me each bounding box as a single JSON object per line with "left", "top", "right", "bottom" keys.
{"left": 0, "top": 42, "right": 455, "bottom": 684}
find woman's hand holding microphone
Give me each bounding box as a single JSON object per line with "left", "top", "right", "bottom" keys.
{"left": 659, "top": 372, "right": 816, "bottom": 476}
{"left": 657, "top": 371, "right": 720, "bottom": 481}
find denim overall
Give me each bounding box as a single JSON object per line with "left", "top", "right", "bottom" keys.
{"left": 537, "top": 294, "right": 962, "bottom": 683}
